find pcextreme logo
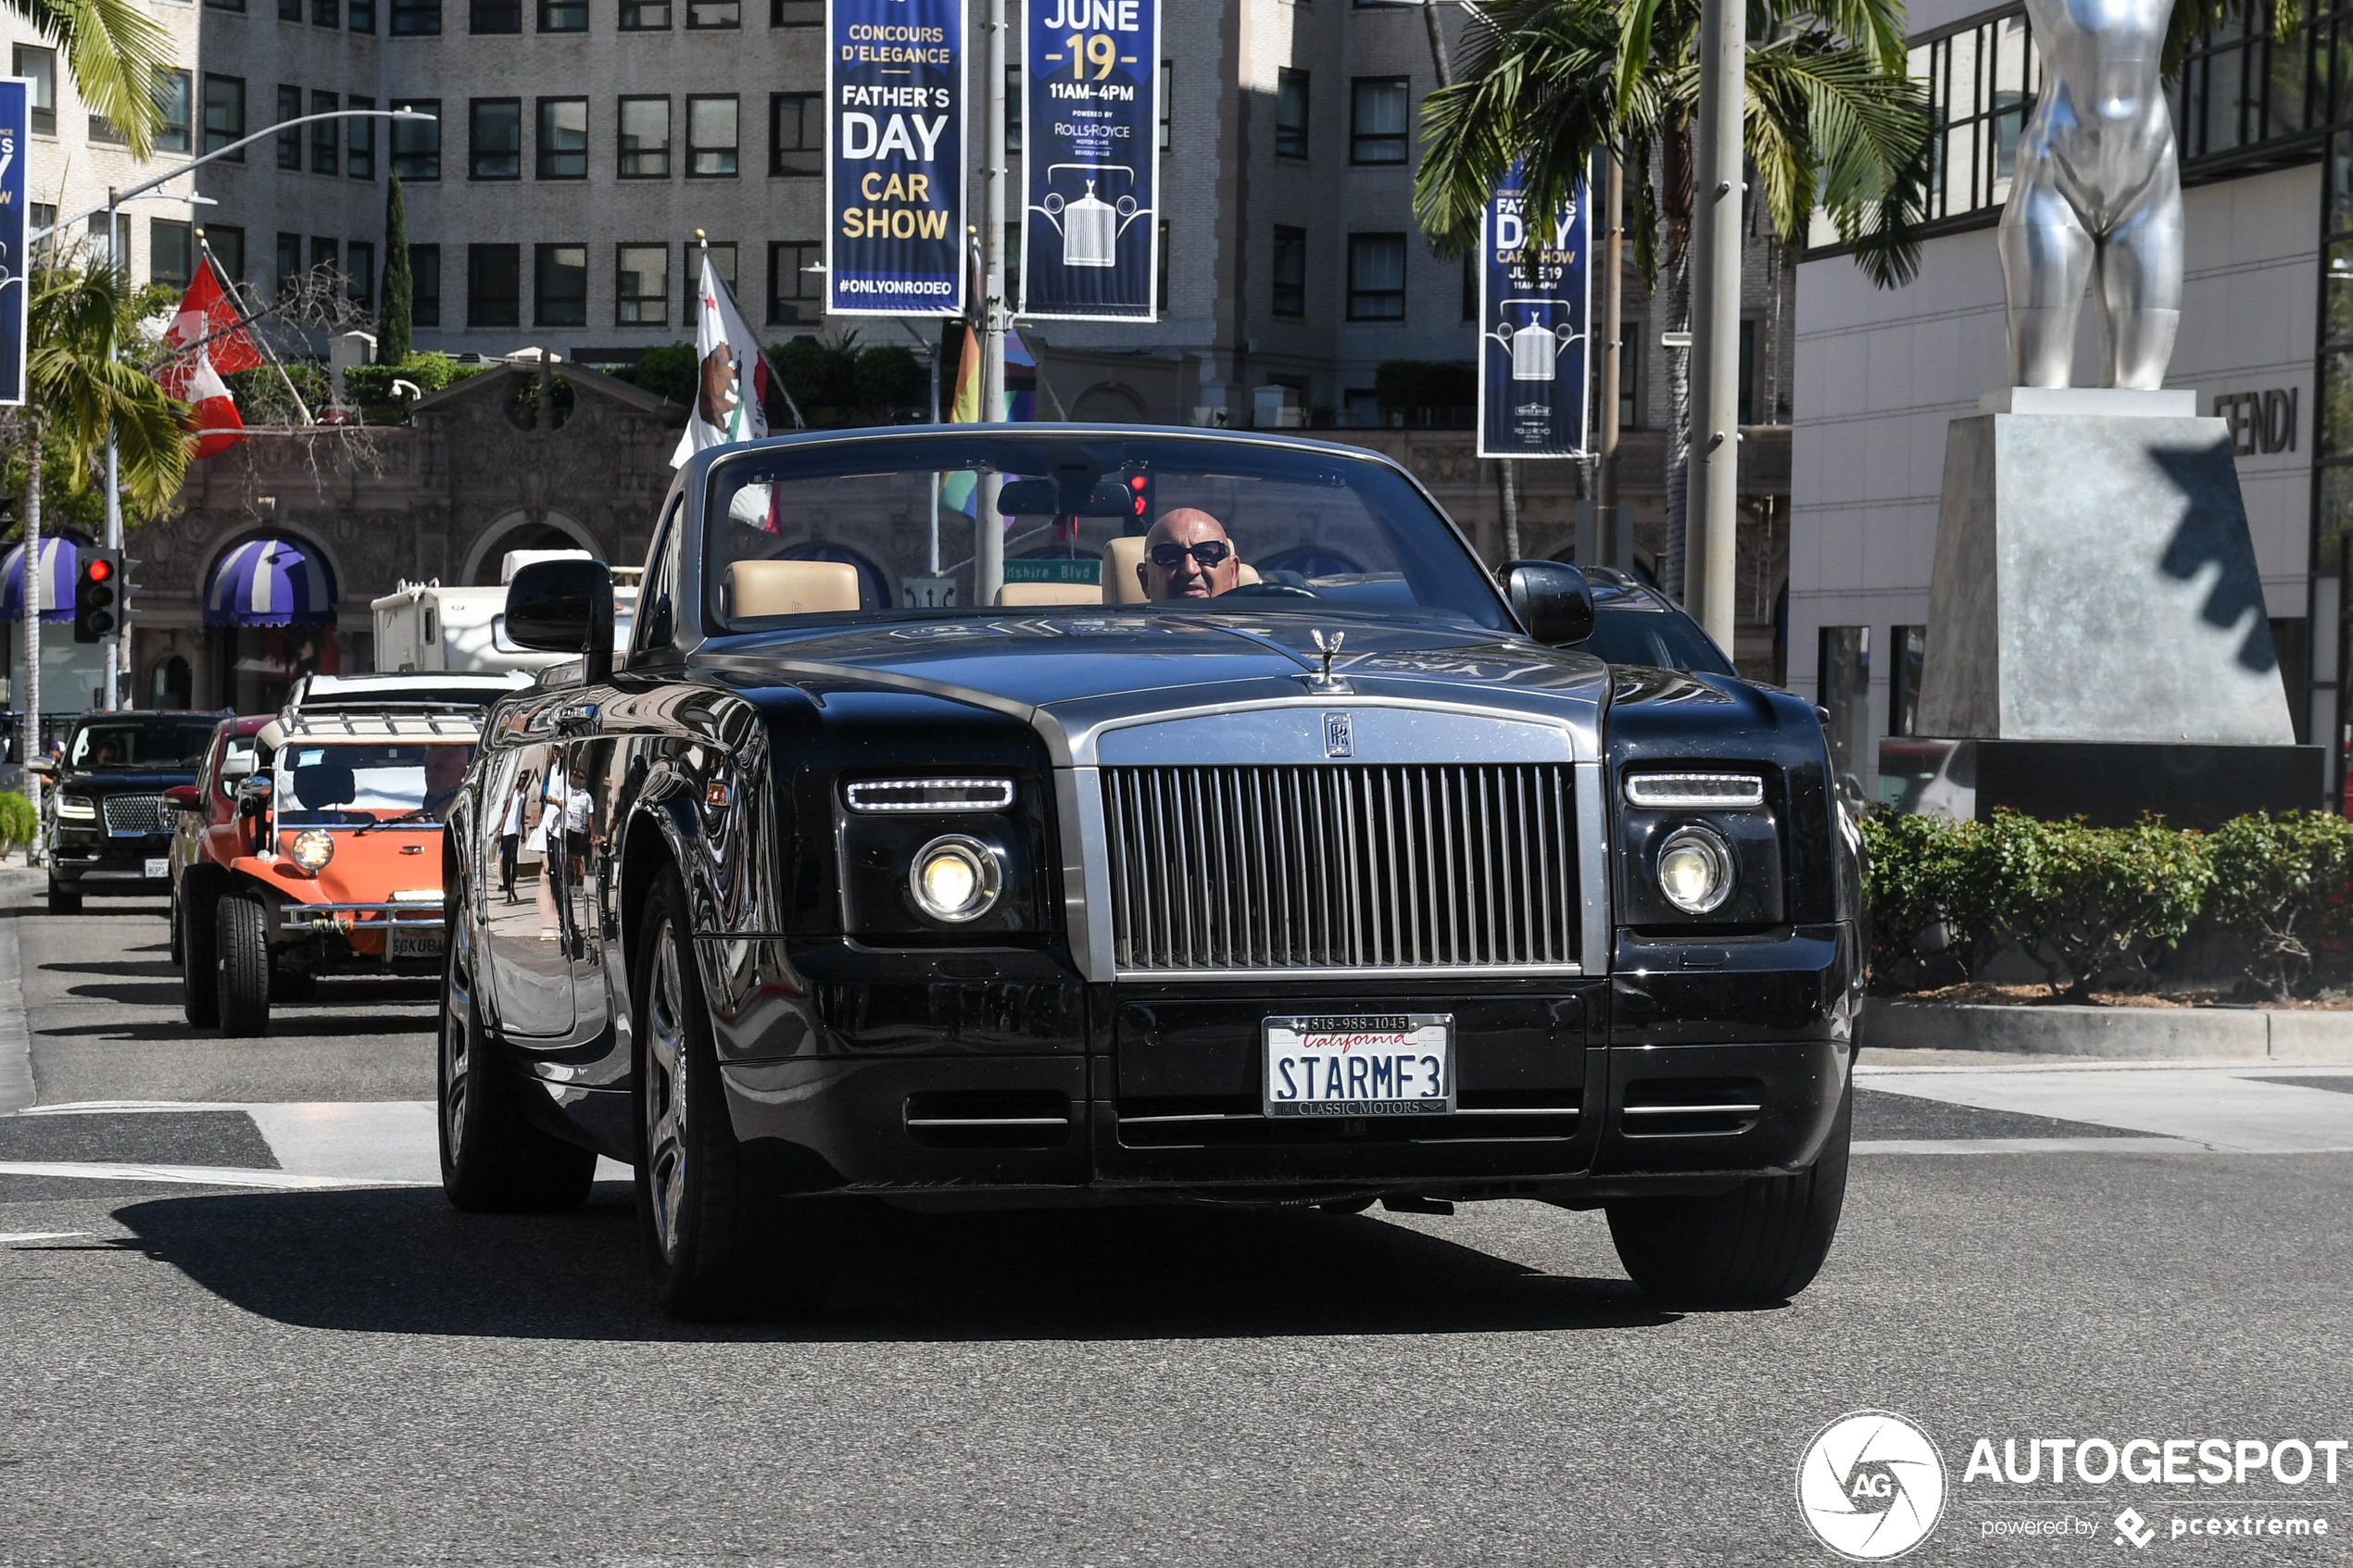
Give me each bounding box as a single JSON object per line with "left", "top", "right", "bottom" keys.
{"left": 1797, "top": 1411, "right": 1950, "bottom": 1562}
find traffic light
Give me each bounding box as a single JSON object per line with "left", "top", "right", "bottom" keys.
{"left": 1124, "top": 470, "right": 1154, "bottom": 530}
{"left": 73, "top": 548, "right": 121, "bottom": 644}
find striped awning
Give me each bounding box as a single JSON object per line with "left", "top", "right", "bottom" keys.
{"left": 205, "top": 537, "right": 337, "bottom": 627}
{"left": 0, "top": 538, "right": 78, "bottom": 623}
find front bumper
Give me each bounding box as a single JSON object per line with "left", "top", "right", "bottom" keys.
{"left": 672, "top": 923, "right": 1858, "bottom": 1204}
{"left": 49, "top": 829, "right": 172, "bottom": 891}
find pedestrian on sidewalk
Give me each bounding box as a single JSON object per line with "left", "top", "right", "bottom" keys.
{"left": 498, "top": 777, "right": 526, "bottom": 902}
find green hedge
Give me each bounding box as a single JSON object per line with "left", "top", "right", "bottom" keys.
{"left": 0, "top": 793, "right": 34, "bottom": 855}
{"left": 342, "top": 353, "right": 494, "bottom": 422}
{"left": 1862, "top": 809, "right": 2353, "bottom": 1003}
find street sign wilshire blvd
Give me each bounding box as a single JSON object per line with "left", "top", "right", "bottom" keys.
{"left": 0, "top": 78, "right": 26, "bottom": 406}
{"left": 1019, "top": 0, "right": 1161, "bottom": 322}
{"left": 1477, "top": 164, "right": 1591, "bottom": 459}
{"left": 825, "top": 0, "right": 966, "bottom": 316}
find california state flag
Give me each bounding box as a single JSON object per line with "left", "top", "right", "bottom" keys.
{"left": 156, "top": 254, "right": 265, "bottom": 459}
{"left": 670, "top": 251, "right": 772, "bottom": 468}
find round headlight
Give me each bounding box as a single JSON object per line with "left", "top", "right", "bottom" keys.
{"left": 909, "top": 834, "right": 1001, "bottom": 923}
{"left": 290, "top": 829, "right": 335, "bottom": 872}
{"left": 1655, "top": 825, "right": 1733, "bottom": 914}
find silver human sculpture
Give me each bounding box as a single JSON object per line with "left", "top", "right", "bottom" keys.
{"left": 1997, "top": 0, "right": 2183, "bottom": 389}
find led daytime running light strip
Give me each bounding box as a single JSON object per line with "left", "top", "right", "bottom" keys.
{"left": 1623, "top": 772, "right": 1766, "bottom": 809}
{"left": 846, "top": 777, "right": 1015, "bottom": 813}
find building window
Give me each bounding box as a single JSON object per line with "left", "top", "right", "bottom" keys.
{"left": 14, "top": 46, "right": 55, "bottom": 135}
{"left": 535, "top": 244, "right": 587, "bottom": 325}
{"left": 621, "top": 0, "right": 668, "bottom": 25}
{"left": 686, "top": 241, "right": 735, "bottom": 319}
{"left": 2176, "top": 4, "right": 2321, "bottom": 162}
{"left": 771, "top": 0, "right": 818, "bottom": 20}
{"left": 312, "top": 90, "right": 340, "bottom": 174}
{"left": 310, "top": 236, "right": 339, "bottom": 282}
{"left": 1739, "top": 317, "right": 1758, "bottom": 423}
{"left": 1905, "top": 10, "right": 2038, "bottom": 225}
{"left": 1006, "top": 66, "right": 1022, "bottom": 155}
{"left": 1460, "top": 252, "right": 1476, "bottom": 320}
{"left": 202, "top": 75, "right": 245, "bottom": 157}
{"left": 617, "top": 245, "right": 669, "bottom": 324}
{"left": 686, "top": 0, "right": 736, "bottom": 25}
{"left": 350, "top": 0, "right": 375, "bottom": 31}
{"left": 769, "top": 93, "right": 818, "bottom": 175}
{"left": 279, "top": 0, "right": 298, "bottom": 19}
{"left": 1271, "top": 226, "right": 1305, "bottom": 317}
{"left": 540, "top": 0, "right": 586, "bottom": 26}
{"left": 313, "top": 0, "right": 338, "bottom": 23}
{"left": 392, "top": 99, "right": 441, "bottom": 178}
{"left": 1350, "top": 77, "right": 1409, "bottom": 164}
{"left": 208, "top": 225, "right": 246, "bottom": 283}
{"left": 150, "top": 220, "right": 194, "bottom": 288}
{"left": 277, "top": 232, "right": 303, "bottom": 296}
{"left": 1619, "top": 320, "right": 1642, "bottom": 428}
{"left": 1275, "top": 69, "right": 1308, "bottom": 159}
{"left": 348, "top": 95, "right": 375, "bottom": 177}
{"left": 619, "top": 96, "right": 670, "bottom": 176}
{"left": 206, "top": 0, "right": 245, "bottom": 12}
{"left": 277, "top": 85, "right": 303, "bottom": 168}
{"left": 85, "top": 213, "right": 129, "bottom": 270}
{"left": 538, "top": 97, "right": 588, "bottom": 178}
{"left": 1160, "top": 62, "right": 1171, "bottom": 150}
{"left": 1156, "top": 220, "right": 1168, "bottom": 312}
{"left": 1888, "top": 625, "right": 1928, "bottom": 737}
{"left": 766, "top": 239, "right": 818, "bottom": 324}
{"left": 87, "top": 112, "right": 130, "bottom": 146}
{"left": 1346, "top": 232, "right": 1405, "bottom": 320}
{"left": 346, "top": 240, "right": 375, "bottom": 306}
{"left": 471, "top": 98, "right": 522, "bottom": 179}
{"left": 157, "top": 70, "right": 193, "bottom": 154}
{"left": 411, "top": 244, "right": 441, "bottom": 324}
{"left": 686, "top": 94, "right": 736, "bottom": 176}
{"left": 472, "top": 0, "right": 520, "bottom": 30}
{"left": 390, "top": 0, "right": 439, "bottom": 31}
{"left": 469, "top": 244, "right": 521, "bottom": 326}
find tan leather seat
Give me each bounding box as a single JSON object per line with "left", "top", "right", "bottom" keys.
{"left": 1236, "top": 562, "right": 1262, "bottom": 586}
{"left": 1100, "top": 535, "right": 1256, "bottom": 602}
{"left": 997, "top": 581, "right": 1101, "bottom": 607}
{"left": 723, "top": 559, "right": 862, "bottom": 620}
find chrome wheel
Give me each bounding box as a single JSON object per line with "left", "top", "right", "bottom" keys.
{"left": 441, "top": 954, "right": 471, "bottom": 1168}
{"left": 642, "top": 916, "right": 689, "bottom": 1263}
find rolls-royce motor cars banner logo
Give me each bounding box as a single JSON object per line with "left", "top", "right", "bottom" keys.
{"left": 825, "top": 0, "right": 966, "bottom": 316}
{"left": 0, "top": 78, "right": 27, "bottom": 406}
{"left": 1477, "top": 162, "right": 1590, "bottom": 460}
{"left": 1019, "top": 0, "right": 1160, "bottom": 321}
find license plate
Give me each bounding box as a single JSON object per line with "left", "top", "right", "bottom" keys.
{"left": 144, "top": 858, "right": 169, "bottom": 879}
{"left": 1263, "top": 1013, "right": 1454, "bottom": 1117}
{"left": 388, "top": 923, "right": 445, "bottom": 960}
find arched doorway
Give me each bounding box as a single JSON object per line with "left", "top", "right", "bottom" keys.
{"left": 464, "top": 511, "right": 600, "bottom": 585}
{"left": 1072, "top": 383, "right": 1147, "bottom": 423}
{"left": 150, "top": 656, "right": 194, "bottom": 709}
{"left": 204, "top": 533, "right": 341, "bottom": 714}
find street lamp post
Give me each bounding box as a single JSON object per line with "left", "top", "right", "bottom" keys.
{"left": 1685, "top": 0, "right": 1744, "bottom": 653}
{"left": 975, "top": 0, "right": 1009, "bottom": 608}
{"left": 31, "top": 110, "right": 431, "bottom": 710}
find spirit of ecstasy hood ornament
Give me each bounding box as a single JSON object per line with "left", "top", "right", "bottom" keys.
{"left": 1304, "top": 629, "right": 1350, "bottom": 695}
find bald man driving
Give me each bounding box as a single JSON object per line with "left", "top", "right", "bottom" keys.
{"left": 1138, "top": 508, "right": 1242, "bottom": 600}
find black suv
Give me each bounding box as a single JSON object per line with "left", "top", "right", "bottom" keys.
{"left": 33, "top": 712, "right": 225, "bottom": 914}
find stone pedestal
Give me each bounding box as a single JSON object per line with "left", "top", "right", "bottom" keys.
{"left": 1915, "top": 389, "right": 2312, "bottom": 821}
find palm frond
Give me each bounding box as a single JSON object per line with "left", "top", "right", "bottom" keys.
{"left": 26, "top": 263, "right": 189, "bottom": 512}
{"left": 10, "top": 0, "right": 175, "bottom": 157}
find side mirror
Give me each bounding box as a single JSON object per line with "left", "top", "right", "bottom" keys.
{"left": 507, "top": 558, "right": 615, "bottom": 684}
{"left": 164, "top": 784, "right": 203, "bottom": 812}
{"left": 1503, "top": 560, "right": 1596, "bottom": 646}
{"left": 25, "top": 758, "right": 54, "bottom": 777}
{"left": 220, "top": 751, "right": 257, "bottom": 781}
{"left": 236, "top": 774, "right": 273, "bottom": 817}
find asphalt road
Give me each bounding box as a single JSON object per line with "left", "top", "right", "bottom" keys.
{"left": 4, "top": 868, "right": 2351, "bottom": 1567}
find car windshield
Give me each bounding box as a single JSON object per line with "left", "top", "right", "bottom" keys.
{"left": 701, "top": 433, "right": 1512, "bottom": 634}
{"left": 273, "top": 743, "right": 478, "bottom": 828}
{"left": 1581, "top": 599, "right": 1737, "bottom": 675}
{"left": 68, "top": 719, "right": 218, "bottom": 770}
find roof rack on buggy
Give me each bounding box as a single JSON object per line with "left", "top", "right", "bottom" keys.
{"left": 258, "top": 708, "right": 486, "bottom": 748}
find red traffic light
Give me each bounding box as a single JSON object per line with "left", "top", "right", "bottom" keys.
{"left": 85, "top": 558, "right": 113, "bottom": 583}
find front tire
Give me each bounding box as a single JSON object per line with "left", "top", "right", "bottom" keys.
{"left": 635, "top": 870, "right": 836, "bottom": 1320}
{"left": 180, "top": 868, "right": 222, "bottom": 1027}
{"left": 215, "top": 892, "right": 272, "bottom": 1036}
{"left": 439, "top": 924, "right": 596, "bottom": 1211}
{"left": 1606, "top": 1077, "right": 1853, "bottom": 1307}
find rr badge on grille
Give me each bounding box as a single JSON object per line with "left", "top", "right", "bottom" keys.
{"left": 1323, "top": 713, "right": 1353, "bottom": 759}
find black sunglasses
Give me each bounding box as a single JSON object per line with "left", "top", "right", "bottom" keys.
{"left": 1148, "top": 540, "right": 1234, "bottom": 569}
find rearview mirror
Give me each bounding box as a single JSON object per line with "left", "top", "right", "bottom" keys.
{"left": 996, "top": 476, "right": 1134, "bottom": 517}
{"left": 507, "top": 558, "right": 615, "bottom": 684}
{"left": 1503, "top": 560, "right": 1596, "bottom": 646}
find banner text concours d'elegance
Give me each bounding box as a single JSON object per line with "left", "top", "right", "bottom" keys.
{"left": 827, "top": 0, "right": 967, "bottom": 316}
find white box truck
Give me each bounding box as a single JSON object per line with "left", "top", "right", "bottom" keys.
{"left": 372, "top": 551, "right": 638, "bottom": 674}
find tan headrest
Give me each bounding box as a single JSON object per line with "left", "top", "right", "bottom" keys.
{"left": 724, "top": 559, "right": 862, "bottom": 620}
{"left": 1101, "top": 536, "right": 1149, "bottom": 604}
{"left": 997, "top": 581, "right": 1102, "bottom": 607}
{"left": 1100, "top": 535, "right": 1254, "bottom": 601}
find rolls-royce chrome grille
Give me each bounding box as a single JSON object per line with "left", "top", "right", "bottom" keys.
{"left": 1100, "top": 763, "right": 1578, "bottom": 972}
{"left": 102, "top": 795, "right": 171, "bottom": 835}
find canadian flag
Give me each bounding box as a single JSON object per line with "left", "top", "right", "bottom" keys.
{"left": 156, "top": 253, "right": 266, "bottom": 459}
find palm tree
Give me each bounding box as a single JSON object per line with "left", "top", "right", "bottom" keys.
{"left": 14, "top": 262, "right": 188, "bottom": 787}
{"left": 1415, "top": 0, "right": 1929, "bottom": 590}
{"left": 12, "top": 0, "right": 178, "bottom": 157}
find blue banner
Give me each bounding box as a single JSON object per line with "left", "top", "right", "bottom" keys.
{"left": 825, "top": 0, "right": 965, "bottom": 317}
{"left": 1477, "top": 167, "right": 1590, "bottom": 459}
{"left": 0, "top": 79, "right": 25, "bottom": 406}
{"left": 1018, "top": 0, "right": 1160, "bottom": 321}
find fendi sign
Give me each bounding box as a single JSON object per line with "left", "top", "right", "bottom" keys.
{"left": 2213, "top": 388, "right": 2297, "bottom": 456}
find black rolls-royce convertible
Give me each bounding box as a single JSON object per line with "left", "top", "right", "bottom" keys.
{"left": 441, "top": 426, "right": 1862, "bottom": 1319}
